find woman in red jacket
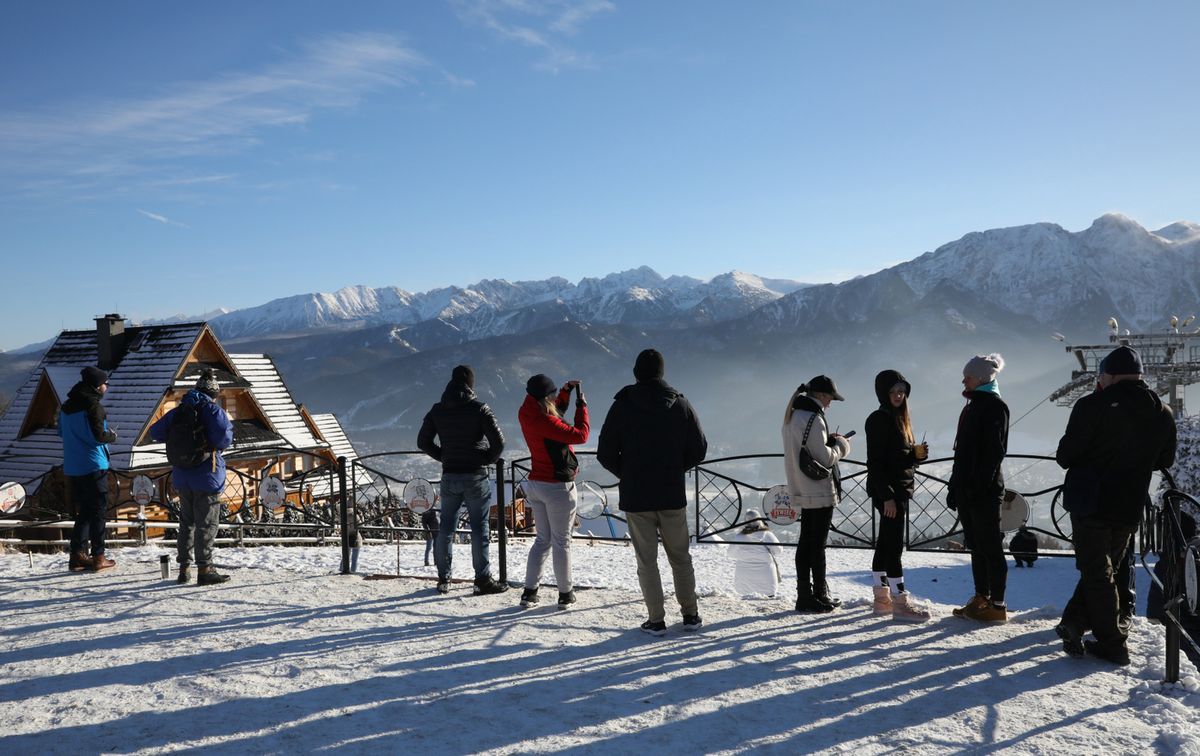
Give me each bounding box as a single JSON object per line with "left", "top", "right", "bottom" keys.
{"left": 518, "top": 374, "right": 590, "bottom": 609}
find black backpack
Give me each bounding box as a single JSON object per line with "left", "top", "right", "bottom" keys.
{"left": 165, "top": 403, "right": 211, "bottom": 468}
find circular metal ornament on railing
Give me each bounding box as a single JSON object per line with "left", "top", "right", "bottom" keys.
{"left": 999, "top": 489, "right": 1030, "bottom": 532}
{"left": 576, "top": 481, "right": 608, "bottom": 520}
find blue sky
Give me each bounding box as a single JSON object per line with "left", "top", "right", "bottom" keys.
{"left": 2, "top": 1, "right": 1199, "bottom": 350}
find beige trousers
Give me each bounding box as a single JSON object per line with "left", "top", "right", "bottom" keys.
{"left": 625, "top": 509, "right": 698, "bottom": 622}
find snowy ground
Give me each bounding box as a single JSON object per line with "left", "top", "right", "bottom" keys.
{"left": 2, "top": 539, "right": 1198, "bottom": 754}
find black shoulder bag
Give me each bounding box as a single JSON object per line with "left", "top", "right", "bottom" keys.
{"left": 798, "top": 413, "right": 832, "bottom": 481}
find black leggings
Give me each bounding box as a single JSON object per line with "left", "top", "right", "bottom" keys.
{"left": 871, "top": 499, "right": 905, "bottom": 576}
{"left": 796, "top": 507, "right": 834, "bottom": 589}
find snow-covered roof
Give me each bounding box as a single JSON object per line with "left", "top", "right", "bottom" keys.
{"left": 0, "top": 323, "right": 206, "bottom": 488}
{"left": 229, "top": 354, "right": 326, "bottom": 452}
{"left": 310, "top": 413, "right": 359, "bottom": 461}
{"left": 0, "top": 326, "right": 332, "bottom": 491}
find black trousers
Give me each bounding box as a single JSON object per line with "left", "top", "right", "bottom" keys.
{"left": 958, "top": 496, "right": 1008, "bottom": 602}
{"left": 796, "top": 507, "right": 834, "bottom": 592}
{"left": 872, "top": 498, "right": 905, "bottom": 576}
{"left": 69, "top": 471, "right": 108, "bottom": 556}
{"left": 1062, "top": 514, "right": 1138, "bottom": 650}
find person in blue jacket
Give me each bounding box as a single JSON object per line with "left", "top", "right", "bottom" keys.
{"left": 59, "top": 366, "right": 118, "bottom": 572}
{"left": 149, "top": 369, "right": 234, "bottom": 585}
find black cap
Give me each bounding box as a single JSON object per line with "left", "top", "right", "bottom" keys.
{"left": 451, "top": 364, "right": 475, "bottom": 388}
{"left": 1102, "top": 345, "right": 1142, "bottom": 376}
{"left": 526, "top": 374, "right": 557, "bottom": 399}
{"left": 805, "top": 375, "right": 844, "bottom": 401}
{"left": 81, "top": 366, "right": 108, "bottom": 389}
{"left": 633, "top": 349, "right": 665, "bottom": 381}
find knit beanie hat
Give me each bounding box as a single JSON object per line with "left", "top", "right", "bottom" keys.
{"left": 633, "top": 349, "right": 665, "bottom": 381}
{"left": 195, "top": 368, "right": 220, "bottom": 398}
{"left": 81, "top": 366, "right": 108, "bottom": 389}
{"left": 451, "top": 364, "right": 475, "bottom": 388}
{"left": 1101, "top": 345, "right": 1142, "bottom": 376}
{"left": 526, "top": 374, "right": 557, "bottom": 399}
{"left": 963, "top": 353, "right": 1005, "bottom": 383}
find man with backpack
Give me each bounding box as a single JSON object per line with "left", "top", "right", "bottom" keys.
{"left": 149, "top": 368, "right": 234, "bottom": 586}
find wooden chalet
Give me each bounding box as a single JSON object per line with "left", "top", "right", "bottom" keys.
{"left": 0, "top": 315, "right": 360, "bottom": 525}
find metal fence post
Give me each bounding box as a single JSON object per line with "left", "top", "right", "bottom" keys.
{"left": 338, "top": 456, "right": 350, "bottom": 575}
{"left": 496, "top": 460, "right": 507, "bottom": 584}
{"left": 1165, "top": 495, "right": 1182, "bottom": 684}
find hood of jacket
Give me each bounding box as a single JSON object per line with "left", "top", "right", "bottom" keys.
{"left": 791, "top": 393, "right": 824, "bottom": 416}
{"left": 62, "top": 382, "right": 103, "bottom": 414}
{"left": 614, "top": 378, "right": 680, "bottom": 414}
{"left": 440, "top": 380, "right": 476, "bottom": 408}
{"left": 1108, "top": 378, "right": 1164, "bottom": 413}
{"left": 181, "top": 388, "right": 214, "bottom": 408}
{"left": 874, "top": 369, "right": 911, "bottom": 408}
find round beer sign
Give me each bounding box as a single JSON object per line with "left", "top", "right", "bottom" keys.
{"left": 0, "top": 482, "right": 26, "bottom": 515}
{"left": 260, "top": 476, "right": 286, "bottom": 506}
{"left": 764, "top": 485, "right": 797, "bottom": 526}
{"left": 403, "top": 478, "right": 437, "bottom": 514}
{"left": 132, "top": 475, "right": 155, "bottom": 506}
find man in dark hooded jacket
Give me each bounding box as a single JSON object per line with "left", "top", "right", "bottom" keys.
{"left": 1054, "top": 345, "right": 1176, "bottom": 665}
{"left": 59, "top": 366, "right": 118, "bottom": 572}
{"left": 418, "top": 365, "right": 506, "bottom": 595}
{"left": 597, "top": 349, "right": 708, "bottom": 635}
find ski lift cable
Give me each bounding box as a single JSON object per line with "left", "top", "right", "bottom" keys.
{"left": 1005, "top": 392, "right": 1057, "bottom": 481}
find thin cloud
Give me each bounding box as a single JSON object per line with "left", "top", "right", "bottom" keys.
{"left": 1, "top": 32, "right": 426, "bottom": 199}
{"left": 136, "top": 209, "right": 190, "bottom": 228}
{"left": 452, "top": 0, "right": 615, "bottom": 72}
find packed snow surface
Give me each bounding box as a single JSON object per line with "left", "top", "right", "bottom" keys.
{"left": 2, "top": 541, "right": 1198, "bottom": 754}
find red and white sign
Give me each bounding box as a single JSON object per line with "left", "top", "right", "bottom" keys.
{"left": 404, "top": 478, "right": 437, "bottom": 514}
{"left": 764, "top": 485, "right": 797, "bottom": 525}
{"left": 132, "top": 475, "right": 155, "bottom": 506}
{"left": 0, "top": 482, "right": 26, "bottom": 515}
{"left": 260, "top": 476, "right": 286, "bottom": 506}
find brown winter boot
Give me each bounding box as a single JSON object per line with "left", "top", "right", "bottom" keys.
{"left": 89, "top": 553, "right": 116, "bottom": 572}
{"left": 69, "top": 550, "right": 93, "bottom": 572}
{"left": 872, "top": 585, "right": 893, "bottom": 615}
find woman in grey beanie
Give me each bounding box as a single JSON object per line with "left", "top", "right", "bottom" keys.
{"left": 947, "top": 352, "right": 1011, "bottom": 622}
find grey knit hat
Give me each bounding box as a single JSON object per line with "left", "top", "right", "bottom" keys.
{"left": 963, "top": 353, "right": 1005, "bottom": 383}
{"left": 195, "top": 368, "right": 220, "bottom": 398}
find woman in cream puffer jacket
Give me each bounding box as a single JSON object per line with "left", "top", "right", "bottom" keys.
{"left": 782, "top": 375, "right": 851, "bottom": 612}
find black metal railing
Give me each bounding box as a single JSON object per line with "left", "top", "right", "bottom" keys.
{"left": 1142, "top": 474, "right": 1200, "bottom": 684}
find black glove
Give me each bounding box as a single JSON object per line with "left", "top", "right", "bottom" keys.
{"left": 103, "top": 429, "right": 118, "bottom": 443}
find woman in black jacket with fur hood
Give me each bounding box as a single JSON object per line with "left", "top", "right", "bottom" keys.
{"left": 865, "top": 370, "right": 931, "bottom": 621}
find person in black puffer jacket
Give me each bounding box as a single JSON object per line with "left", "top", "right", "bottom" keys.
{"left": 417, "top": 365, "right": 506, "bottom": 595}
{"left": 865, "top": 369, "right": 930, "bottom": 621}
{"left": 1054, "top": 345, "right": 1176, "bottom": 665}
{"left": 948, "top": 353, "right": 1011, "bottom": 623}
{"left": 598, "top": 349, "right": 707, "bottom": 635}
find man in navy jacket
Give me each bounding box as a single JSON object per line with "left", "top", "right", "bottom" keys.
{"left": 149, "top": 369, "right": 234, "bottom": 585}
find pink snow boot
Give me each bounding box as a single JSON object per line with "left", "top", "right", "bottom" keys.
{"left": 872, "top": 585, "right": 893, "bottom": 615}
{"left": 892, "top": 592, "right": 931, "bottom": 622}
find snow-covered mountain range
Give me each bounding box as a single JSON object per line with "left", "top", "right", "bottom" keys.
{"left": 747, "top": 213, "right": 1200, "bottom": 337}
{"left": 208, "top": 268, "right": 810, "bottom": 341}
